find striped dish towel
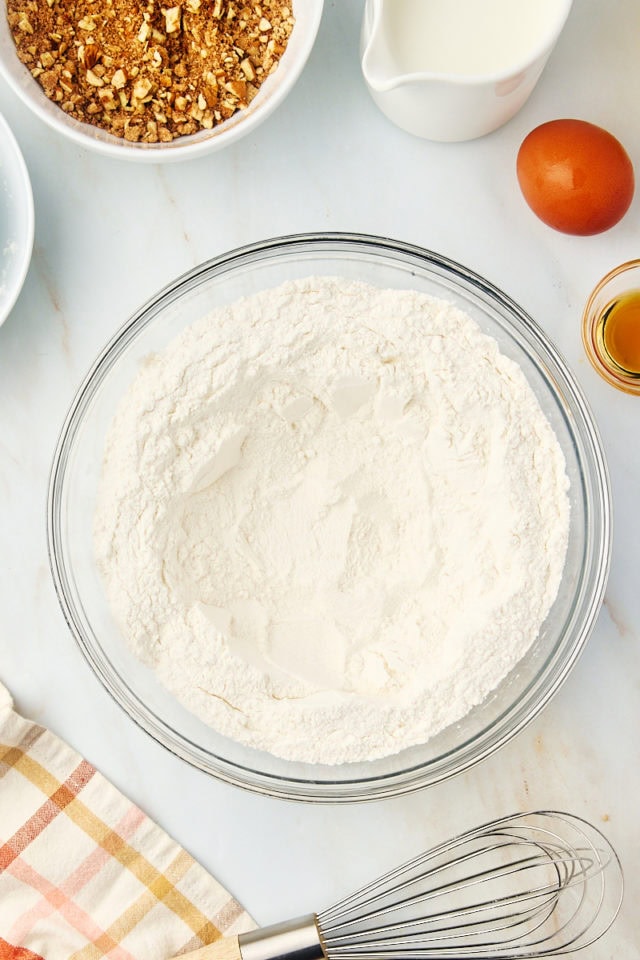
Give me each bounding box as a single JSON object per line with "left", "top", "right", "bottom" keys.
{"left": 0, "top": 682, "right": 254, "bottom": 960}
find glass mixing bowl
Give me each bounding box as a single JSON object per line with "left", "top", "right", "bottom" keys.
{"left": 47, "top": 233, "right": 611, "bottom": 802}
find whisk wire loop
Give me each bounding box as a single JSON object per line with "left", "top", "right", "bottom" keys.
{"left": 322, "top": 843, "right": 578, "bottom": 930}
{"left": 316, "top": 812, "right": 622, "bottom": 959}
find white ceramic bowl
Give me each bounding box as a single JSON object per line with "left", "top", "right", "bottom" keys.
{"left": 0, "top": 0, "right": 323, "bottom": 162}
{"left": 0, "top": 110, "right": 33, "bottom": 326}
{"left": 48, "top": 233, "right": 611, "bottom": 802}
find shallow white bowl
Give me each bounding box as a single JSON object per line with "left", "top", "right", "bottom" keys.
{"left": 0, "top": 110, "right": 33, "bottom": 326}
{"left": 0, "top": 0, "right": 323, "bottom": 162}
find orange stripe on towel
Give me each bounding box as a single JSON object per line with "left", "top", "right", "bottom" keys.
{"left": 0, "top": 759, "right": 95, "bottom": 869}
{"left": 0, "top": 937, "right": 46, "bottom": 960}
{"left": 7, "top": 805, "right": 146, "bottom": 949}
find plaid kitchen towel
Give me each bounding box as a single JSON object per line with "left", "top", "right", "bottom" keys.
{"left": 0, "top": 682, "right": 254, "bottom": 960}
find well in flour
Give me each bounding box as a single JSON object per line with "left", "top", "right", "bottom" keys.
{"left": 94, "top": 276, "right": 570, "bottom": 764}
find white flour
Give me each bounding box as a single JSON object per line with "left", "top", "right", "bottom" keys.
{"left": 94, "top": 277, "right": 570, "bottom": 764}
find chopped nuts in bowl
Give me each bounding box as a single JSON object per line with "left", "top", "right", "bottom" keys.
{"left": 0, "top": 0, "right": 323, "bottom": 160}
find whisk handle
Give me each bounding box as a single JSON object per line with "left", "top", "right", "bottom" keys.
{"left": 240, "top": 915, "right": 325, "bottom": 960}
{"left": 172, "top": 915, "right": 324, "bottom": 960}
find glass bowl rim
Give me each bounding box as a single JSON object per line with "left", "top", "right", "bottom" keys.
{"left": 47, "top": 231, "right": 612, "bottom": 802}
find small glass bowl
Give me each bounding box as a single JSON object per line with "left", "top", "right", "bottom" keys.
{"left": 582, "top": 260, "right": 640, "bottom": 396}
{"left": 48, "top": 233, "right": 611, "bottom": 802}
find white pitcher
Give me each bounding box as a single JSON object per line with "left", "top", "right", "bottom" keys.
{"left": 361, "top": 0, "right": 573, "bottom": 142}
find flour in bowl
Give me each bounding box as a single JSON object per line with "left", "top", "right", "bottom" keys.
{"left": 94, "top": 277, "right": 570, "bottom": 764}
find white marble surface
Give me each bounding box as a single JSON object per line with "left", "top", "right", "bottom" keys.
{"left": 1, "top": 0, "right": 639, "bottom": 955}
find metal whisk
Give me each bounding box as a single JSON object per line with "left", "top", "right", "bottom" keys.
{"left": 180, "top": 811, "right": 623, "bottom": 960}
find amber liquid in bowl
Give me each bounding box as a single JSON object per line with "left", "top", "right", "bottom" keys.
{"left": 599, "top": 289, "right": 640, "bottom": 376}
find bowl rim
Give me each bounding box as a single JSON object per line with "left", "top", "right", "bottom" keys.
{"left": 0, "top": 109, "right": 34, "bottom": 325}
{"left": 47, "top": 231, "right": 612, "bottom": 801}
{"left": 0, "top": 0, "right": 325, "bottom": 162}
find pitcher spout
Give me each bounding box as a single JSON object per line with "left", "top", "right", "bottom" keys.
{"left": 360, "top": 0, "right": 406, "bottom": 93}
